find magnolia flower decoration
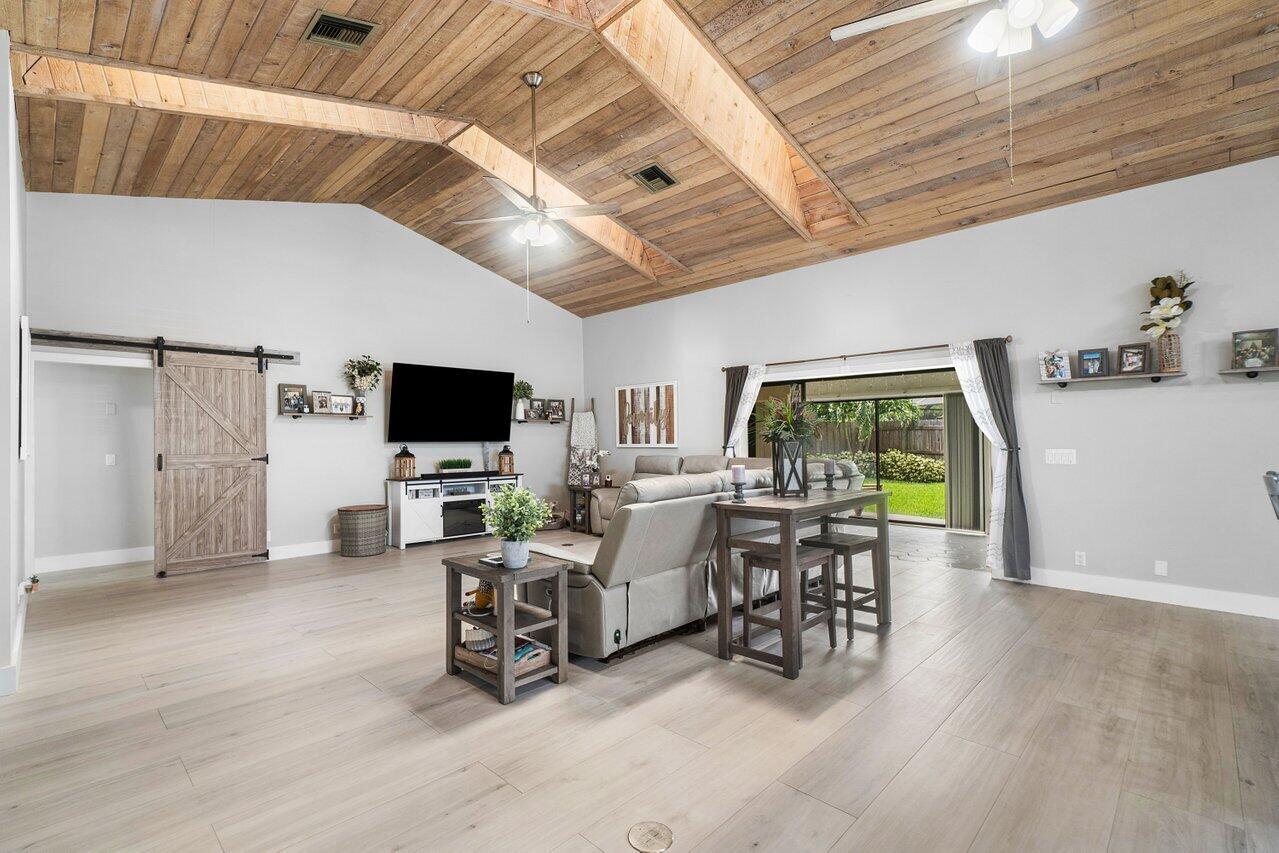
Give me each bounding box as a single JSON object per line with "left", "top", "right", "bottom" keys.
{"left": 1139, "top": 273, "right": 1194, "bottom": 340}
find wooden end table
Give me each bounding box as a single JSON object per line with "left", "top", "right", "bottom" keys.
{"left": 444, "top": 553, "right": 569, "bottom": 704}
{"left": 566, "top": 483, "right": 600, "bottom": 534}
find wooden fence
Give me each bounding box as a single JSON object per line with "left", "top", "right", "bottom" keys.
{"left": 811, "top": 419, "right": 943, "bottom": 458}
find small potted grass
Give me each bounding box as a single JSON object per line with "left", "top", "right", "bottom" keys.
{"left": 482, "top": 486, "right": 551, "bottom": 569}
{"left": 437, "top": 457, "right": 473, "bottom": 473}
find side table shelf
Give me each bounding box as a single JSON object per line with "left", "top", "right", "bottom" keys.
{"left": 443, "top": 553, "right": 569, "bottom": 704}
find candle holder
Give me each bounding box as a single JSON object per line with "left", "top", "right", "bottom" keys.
{"left": 732, "top": 483, "right": 747, "bottom": 503}
{"left": 824, "top": 473, "right": 836, "bottom": 491}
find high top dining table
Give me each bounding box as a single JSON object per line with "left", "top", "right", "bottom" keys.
{"left": 713, "top": 490, "right": 891, "bottom": 679}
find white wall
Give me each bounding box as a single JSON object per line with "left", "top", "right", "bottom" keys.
{"left": 0, "top": 30, "right": 28, "bottom": 694}
{"left": 584, "top": 158, "right": 1279, "bottom": 611}
{"left": 34, "top": 362, "right": 154, "bottom": 568}
{"left": 26, "top": 195, "right": 585, "bottom": 555}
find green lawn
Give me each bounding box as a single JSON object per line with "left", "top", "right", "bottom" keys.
{"left": 862, "top": 479, "right": 945, "bottom": 520}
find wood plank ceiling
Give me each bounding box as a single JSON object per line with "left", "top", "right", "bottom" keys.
{"left": 6, "top": 0, "right": 1278, "bottom": 316}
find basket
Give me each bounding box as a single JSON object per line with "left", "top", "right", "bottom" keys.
{"left": 338, "top": 504, "right": 387, "bottom": 557}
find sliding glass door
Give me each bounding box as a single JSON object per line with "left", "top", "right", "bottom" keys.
{"left": 750, "top": 369, "right": 986, "bottom": 530}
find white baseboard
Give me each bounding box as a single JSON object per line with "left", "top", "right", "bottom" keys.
{"left": 1028, "top": 566, "right": 1279, "bottom": 620}
{"left": 35, "top": 546, "right": 154, "bottom": 573}
{"left": 3, "top": 584, "right": 30, "bottom": 696}
{"left": 269, "top": 539, "right": 339, "bottom": 560}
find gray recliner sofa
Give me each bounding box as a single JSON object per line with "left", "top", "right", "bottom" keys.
{"left": 589, "top": 454, "right": 734, "bottom": 534}
{"left": 527, "top": 459, "right": 864, "bottom": 658}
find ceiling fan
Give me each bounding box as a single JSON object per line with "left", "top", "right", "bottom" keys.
{"left": 829, "top": 0, "right": 1078, "bottom": 57}
{"left": 451, "top": 72, "right": 621, "bottom": 322}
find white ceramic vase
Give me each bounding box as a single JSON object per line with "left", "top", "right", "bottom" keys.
{"left": 501, "top": 539, "right": 531, "bottom": 569}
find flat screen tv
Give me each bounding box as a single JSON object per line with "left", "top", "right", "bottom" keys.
{"left": 386, "top": 363, "right": 513, "bottom": 443}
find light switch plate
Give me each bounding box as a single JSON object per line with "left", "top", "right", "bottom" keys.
{"left": 104, "top": 402, "right": 117, "bottom": 415}
{"left": 1045, "top": 449, "right": 1077, "bottom": 465}
{"left": 104, "top": 453, "right": 117, "bottom": 466}
{"left": 1155, "top": 560, "right": 1168, "bottom": 577}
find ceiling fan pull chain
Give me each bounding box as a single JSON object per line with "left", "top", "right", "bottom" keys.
{"left": 1007, "top": 55, "right": 1015, "bottom": 184}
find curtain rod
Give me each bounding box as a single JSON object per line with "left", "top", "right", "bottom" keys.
{"left": 720, "top": 336, "right": 1013, "bottom": 372}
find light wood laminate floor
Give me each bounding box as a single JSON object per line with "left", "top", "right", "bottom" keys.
{"left": 2, "top": 528, "right": 1276, "bottom": 851}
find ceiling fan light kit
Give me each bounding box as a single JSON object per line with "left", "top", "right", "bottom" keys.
{"left": 838, "top": 0, "right": 1078, "bottom": 53}
{"left": 511, "top": 219, "right": 558, "bottom": 247}
{"left": 1005, "top": 0, "right": 1043, "bottom": 29}
{"left": 1037, "top": 0, "right": 1079, "bottom": 37}
{"left": 997, "top": 24, "right": 1033, "bottom": 56}
{"left": 967, "top": 8, "right": 1008, "bottom": 52}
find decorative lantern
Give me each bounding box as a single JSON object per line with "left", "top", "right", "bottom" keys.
{"left": 772, "top": 440, "right": 809, "bottom": 497}
{"left": 497, "top": 444, "right": 515, "bottom": 475}
{"left": 393, "top": 444, "right": 416, "bottom": 480}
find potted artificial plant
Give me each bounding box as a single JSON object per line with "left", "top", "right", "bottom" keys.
{"left": 758, "top": 391, "right": 816, "bottom": 497}
{"left": 512, "top": 379, "right": 533, "bottom": 422}
{"left": 482, "top": 486, "right": 552, "bottom": 568}
{"left": 342, "top": 355, "right": 382, "bottom": 416}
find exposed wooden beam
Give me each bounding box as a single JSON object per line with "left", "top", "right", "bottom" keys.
{"left": 485, "top": 0, "right": 594, "bottom": 29}
{"left": 447, "top": 124, "right": 659, "bottom": 281}
{"left": 10, "top": 46, "right": 470, "bottom": 145}
{"left": 597, "top": 0, "right": 830, "bottom": 240}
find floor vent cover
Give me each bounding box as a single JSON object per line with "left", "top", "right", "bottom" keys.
{"left": 628, "top": 821, "right": 673, "bottom": 852}
{"left": 303, "top": 12, "right": 378, "bottom": 50}
{"left": 629, "top": 163, "right": 678, "bottom": 193}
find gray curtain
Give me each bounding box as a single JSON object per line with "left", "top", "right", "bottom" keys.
{"left": 723, "top": 365, "right": 749, "bottom": 453}
{"left": 973, "top": 337, "right": 1031, "bottom": 580}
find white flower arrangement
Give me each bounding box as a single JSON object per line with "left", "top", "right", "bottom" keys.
{"left": 343, "top": 355, "right": 383, "bottom": 392}
{"left": 1141, "top": 297, "right": 1186, "bottom": 339}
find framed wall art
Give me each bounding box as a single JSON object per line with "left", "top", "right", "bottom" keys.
{"left": 615, "top": 381, "right": 678, "bottom": 447}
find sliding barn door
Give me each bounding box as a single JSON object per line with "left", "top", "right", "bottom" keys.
{"left": 154, "top": 352, "right": 268, "bottom": 577}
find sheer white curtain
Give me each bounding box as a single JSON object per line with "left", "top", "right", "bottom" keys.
{"left": 950, "top": 341, "right": 1010, "bottom": 576}
{"left": 723, "top": 364, "right": 766, "bottom": 456}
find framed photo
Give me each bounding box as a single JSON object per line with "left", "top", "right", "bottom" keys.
{"left": 527, "top": 398, "right": 546, "bottom": 421}
{"left": 331, "top": 394, "right": 354, "bottom": 415}
{"left": 1117, "top": 343, "right": 1151, "bottom": 375}
{"left": 1232, "top": 328, "right": 1278, "bottom": 370}
{"left": 311, "top": 390, "right": 332, "bottom": 414}
{"left": 1038, "top": 350, "right": 1071, "bottom": 381}
{"left": 616, "top": 381, "right": 678, "bottom": 447}
{"left": 1077, "top": 348, "right": 1109, "bottom": 378}
{"left": 278, "top": 383, "right": 308, "bottom": 414}
{"left": 546, "top": 398, "right": 565, "bottom": 421}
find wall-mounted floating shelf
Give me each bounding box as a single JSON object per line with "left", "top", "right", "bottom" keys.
{"left": 1219, "top": 366, "right": 1279, "bottom": 379}
{"left": 511, "top": 419, "right": 566, "bottom": 425}
{"left": 1040, "top": 372, "right": 1186, "bottom": 389}
{"left": 285, "top": 412, "right": 369, "bottom": 421}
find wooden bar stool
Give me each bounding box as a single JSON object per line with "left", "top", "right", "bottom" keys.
{"left": 801, "top": 517, "right": 883, "bottom": 641}
{"left": 737, "top": 545, "right": 838, "bottom": 673}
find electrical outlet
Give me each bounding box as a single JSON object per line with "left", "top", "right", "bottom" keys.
{"left": 1154, "top": 560, "right": 1168, "bottom": 577}
{"left": 1074, "top": 551, "right": 1086, "bottom": 567}
{"left": 330, "top": 518, "right": 340, "bottom": 535}
{"left": 1045, "top": 449, "right": 1077, "bottom": 465}
{"left": 104, "top": 453, "right": 116, "bottom": 467}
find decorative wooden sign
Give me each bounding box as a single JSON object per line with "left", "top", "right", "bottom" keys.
{"left": 615, "top": 381, "right": 678, "bottom": 447}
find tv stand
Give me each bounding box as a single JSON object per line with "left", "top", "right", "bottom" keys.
{"left": 386, "top": 471, "right": 523, "bottom": 549}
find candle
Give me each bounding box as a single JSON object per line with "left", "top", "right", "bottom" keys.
{"left": 731, "top": 464, "right": 746, "bottom": 485}
{"left": 824, "top": 459, "right": 836, "bottom": 476}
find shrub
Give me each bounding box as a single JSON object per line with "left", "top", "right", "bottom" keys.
{"left": 824, "top": 449, "right": 944, "bottom": 483}
{"left": 879, "top": 449, "right": 945, "bottom": 483}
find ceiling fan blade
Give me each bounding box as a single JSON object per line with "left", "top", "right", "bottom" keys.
{"left": 830, "top": 0, "right": 990, "bottom": 41}
{"left": 450, "top": 214, "right": 528, "bottom": 225}
{"left": 542, "top": 202, "right": 622, "bottom": 218}
{"left": 974, "top": 50, "right": 1003, "bottom": 86}
{"left": 483, "top": 175, "right": 536, "bottom": 212}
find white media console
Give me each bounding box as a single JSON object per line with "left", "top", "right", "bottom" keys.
{"left": 385, "top": 471, "right": 523, "bottom": 549}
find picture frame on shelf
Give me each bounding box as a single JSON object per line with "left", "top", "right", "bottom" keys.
{"left": 1077, "top": 348, "right": 1109, "bottom": 377}
{"left": 279, "top": 383, "right": 307, "bottom": 414}
{"left": 1038, "top": 350, "right": 1071, "bottom": 381}
{"left": 527, "top": 398, "right": 546, "bottom": 421}
{"left": 546, "top": 399, "right": 565, "bottom": 421}
{"left": 311, "top": 390, "right": 332, "bottom": 414}
{"left": 1232, "top": 328, "right": 1278, "bottom": 370}
{"left": 1117, "top": 343, "right": 1151, "bottom": 375}
{"left": 331, "top": 394, "right": 354, "bottom": 415}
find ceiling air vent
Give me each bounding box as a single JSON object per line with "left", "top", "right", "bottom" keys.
{"left": 303, "top": 12, "right": 378, "bottom": 51}
{"left": 629, "top": 163, "right": 678, "bottom": 193}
